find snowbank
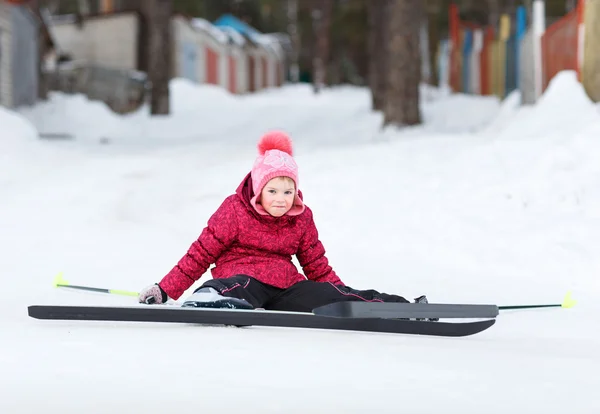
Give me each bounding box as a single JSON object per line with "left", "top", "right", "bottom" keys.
{"left": 487, "top": 71, "right": 600, "bottom": 139}
{"left": 16, "top": 79, "right": 504, "bottom": 148}
{"left": 0, "top": 105, "right": 39, "bottom": 144}
{"left": 0, "top": 106, "right": 43, "bottom": 193}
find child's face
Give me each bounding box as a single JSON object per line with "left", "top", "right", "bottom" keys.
{"left": 260, "top": 177, "right": 296, "bottom": 217}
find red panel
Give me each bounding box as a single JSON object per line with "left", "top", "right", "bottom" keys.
{"left": 261, "top": 56, "right": 268, "bottom": 88}
{"left": 248, "top": 55, "right": 256, "bottom": 92}
{"left": 206, "top": 47, "right": 219, "bottom": 85}
{"left": 541, "top": 7, "right": 578, "bottom": 91}
{"left": 480, "top": 26, "right": 494, "bottom": 95}
{"left": 228, "top": 55, "right": 237, "bottom": 94}
{"left": 448, "top": 3, "right": 461, "bottom": 93}
{"left": 576, "top": 0, "right": 584, "bottom": 81}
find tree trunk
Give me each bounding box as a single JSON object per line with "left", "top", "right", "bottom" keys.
{"left": 312, "top": 0, "right": 333, "bottom": 93}
{"left": 145, "top": 0, "right": 172, "bottom": 115}
{"left": 487, "top": 0, "right": 500, "bottom": 28}
{"left": 77, "top": 0, "right": 91, "bottom": 15}
{"left": 383, "top": 0, "right": 423, "bottom": 127}
{"left": 503, "top": 0, "right": 517, "bottom": 28}
{"left": 287, "top": 0, "right": 300, "bottom": 82}
{"left": 367, "top": 0, "right": 390, "bottom": 111}
{"left": 29, "top": 0, "right": 50, "bottom": 100}
{"left": 327, "top": 0, "right": 342, "bottom": 85}
{"left": 426, "top": 6, "right": 441, "bottom": 86}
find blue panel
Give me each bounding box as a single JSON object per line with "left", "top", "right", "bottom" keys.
{"left": 462, "top": 30, "right": 473, "bottom": 93}
{"left": 505, "top": 34, "right": 517, "bottom": 96}
{"left": 182, "top": 41, "right": 196, "bottom": 82}
{"left": 515, "top": 6, "right": 527, "bottom": 89}
{"left": 213, "top": 14, "right": 262, "bottom": 38}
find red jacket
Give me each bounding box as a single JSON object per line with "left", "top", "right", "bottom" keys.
{"left": 158, "top": 173, "right": 344, "bottom": 300}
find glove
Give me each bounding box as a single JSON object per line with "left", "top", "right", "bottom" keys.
{"left": 138, "top": 283, "right": 168, "bottom": 304}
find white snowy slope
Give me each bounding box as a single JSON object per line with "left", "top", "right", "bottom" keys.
{"left": 1, "top": 71, "right": 599, "bottom": 414}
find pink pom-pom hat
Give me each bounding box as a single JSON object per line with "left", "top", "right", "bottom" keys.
{"left": 250, "top": 131, "right": 304, "bottom": 216}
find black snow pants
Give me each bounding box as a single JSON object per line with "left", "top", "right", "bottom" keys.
{"left": 198, "top": 275, "right": 409, "bottom": 313}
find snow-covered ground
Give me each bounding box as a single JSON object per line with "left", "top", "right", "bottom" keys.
{"left": 2, "top": 71, "right": 599, "bottom": 413}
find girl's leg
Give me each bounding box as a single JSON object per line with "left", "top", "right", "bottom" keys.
{"left": 265, "top": 281, "right": 409, "bottom": 313}
{"left": 184, "top": 275, "right": 281, "bottom": 309}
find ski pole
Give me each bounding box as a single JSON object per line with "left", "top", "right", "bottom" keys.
{"left": 53, "top": 273, "right": 139, "bottom": 297}
{"left": 499, "top": 291, "right": 576, "bottom": 311}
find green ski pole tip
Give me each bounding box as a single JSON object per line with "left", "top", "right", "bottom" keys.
{"left": 561, "top": 291, "right": 577, "bottom": 308}
{"left": 53, "top": 272, "right": 68, "bottom": 288}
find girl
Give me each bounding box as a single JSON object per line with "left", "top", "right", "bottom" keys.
{"left": 139, "top": 131, "right": 423, "bottom": 312}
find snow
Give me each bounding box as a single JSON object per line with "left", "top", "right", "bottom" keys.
{"left": 2, "top": 70, "right": 599, "bottom": 413}
{"left": 251, "top": 33, "right": 285, "bottom": 56}
{"left": 219, "top": 26, "right": 247, "bottom": 47}
{"left": 191, "top": 17, "right": 230, "bottom": 44}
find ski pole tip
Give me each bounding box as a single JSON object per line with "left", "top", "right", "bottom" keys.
{"left": 53, "top": 272, "right": 68, "bottom": 288}
{"left": 561, "top": 291, "right": 577, "bottom": 309}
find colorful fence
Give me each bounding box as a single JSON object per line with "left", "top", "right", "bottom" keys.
{"left": 443, "top": 0, "right": 588, "bottom": 103}
{"left": 541, "top": 6, "right": 580, "bottom": 90}
{"left": 447, "top": 7, "right": 520, "bottom": 99}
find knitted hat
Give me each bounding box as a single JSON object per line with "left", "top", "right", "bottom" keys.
{"left": 250, "top": 131, "right": 305, "bottom": 216}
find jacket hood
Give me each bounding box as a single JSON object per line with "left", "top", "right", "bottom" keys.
{"left": 235, "top": 172, "right": 305, "bottom": 219}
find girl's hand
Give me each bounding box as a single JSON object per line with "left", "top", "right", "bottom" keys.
{"left": 138, "top": 284, "right": 168, "bottom": 304}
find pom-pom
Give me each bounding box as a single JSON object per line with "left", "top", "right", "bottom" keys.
{"left": 257, "top": 131, "right": 293, "bottom": 156}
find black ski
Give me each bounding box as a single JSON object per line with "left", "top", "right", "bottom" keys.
{"left": 27, "top": 305, "right": 495, "bottom": 337}
{"left": 312, "top": 301, "right": 499, "bottom": 319}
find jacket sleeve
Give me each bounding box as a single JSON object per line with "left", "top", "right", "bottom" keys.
{"left": 296, "top": 208, "right": 344, "bottom": 286}
{"left": 158, "top": 197, "right": 238, "bottom": 300}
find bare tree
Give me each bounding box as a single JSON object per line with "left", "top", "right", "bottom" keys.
{"left": 77, "top": 0, "right": 91, "bottom": 15}
{"left": 367, "top": 0, "right": 391, "bottom": 111}
{"left": 143, "top": 0, "right": 172, "bottom": 115}
{"left": 425, "top": 0, "right": 444, "bottom": 87}
{"left": 383, "top": 0, "right": 423, "bottom": 127}
{"left": 487, "top": 0, "right": 500, "bottom": 28}
{"left": 44, "top": 0, "right": 60, "bottom": 15}
{"left": 287, "top": 0, "right": 300, "bottom": 82}
{"left": 312, "top": 0, "right": 334, "bottom": 93}
{"left": 29, "top": 0, "right": 52, "bottom": 100}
